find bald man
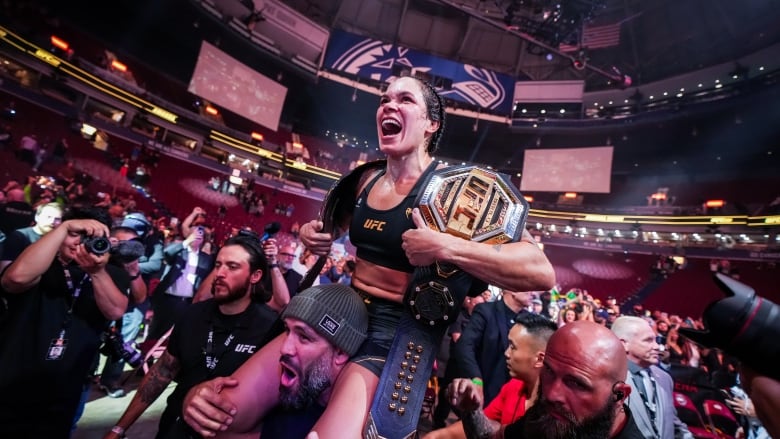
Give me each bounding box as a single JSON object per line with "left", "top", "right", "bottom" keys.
{"left": 611, "top": 316, "right": 692, "bottom": 439}
{"left": 454, "top": 321, "right": 643, "bottom": 439}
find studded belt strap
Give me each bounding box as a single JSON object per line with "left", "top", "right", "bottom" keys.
{"left": 364, "top": 317, "right": 446, "bottom": 439}
{"left": 365, "top": 268, "right": 471, "bottom": 439}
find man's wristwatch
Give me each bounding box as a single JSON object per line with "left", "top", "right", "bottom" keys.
{"left": 129, "top": 272, "right": 141, "bottom": 280}
{"left": 269, "top": 263, "right": 279, "bottom": 269}
{"left": 111, "top": 425, "right": 126, "bottom": 437}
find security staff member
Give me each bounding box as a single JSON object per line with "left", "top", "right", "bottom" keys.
{"left": 104, "top": 236, "right": 278, "bottom": 439}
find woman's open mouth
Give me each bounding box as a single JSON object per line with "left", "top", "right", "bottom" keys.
{"left": 380, "top": 118, "right": 402, "bottom": 136}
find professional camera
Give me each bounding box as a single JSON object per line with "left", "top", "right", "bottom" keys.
{"left": 237, "top": 221, "right": 281, "bottom": 242}
{"left": 680, "top": 273, "right": 780, "bottom": 381}
{"left": 82, "top": 234, "right": 111, "bottom": 255}
{"left": 101, "top": 331, "right": 143, "bottom": 368}
{"left": 260, "top": 221, "right": 281, "bottom": 241}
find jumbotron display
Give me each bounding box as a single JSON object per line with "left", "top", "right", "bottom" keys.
{"left": 520, "top": 146, "right": 614, "bottom": 193}
{"left": 188, "top": 41, "right": 287, "bottom": 132}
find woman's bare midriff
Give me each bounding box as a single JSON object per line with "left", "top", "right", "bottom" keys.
{"left": 351, "top": 258, "right": 411, "bottom": 303}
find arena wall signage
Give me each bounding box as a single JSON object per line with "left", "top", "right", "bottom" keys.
{"left": 325, "top": 29, "right": 515, "bottom": 114}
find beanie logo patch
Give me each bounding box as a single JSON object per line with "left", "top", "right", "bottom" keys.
{"left": 318, "top": 315, "right": 340, "bottom": 336}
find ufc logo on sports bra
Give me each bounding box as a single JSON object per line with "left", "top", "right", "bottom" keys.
{"left": 363, "top": 219, "right": 386, "bottom": 231}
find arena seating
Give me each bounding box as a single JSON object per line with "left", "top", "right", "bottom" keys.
{"left": 544, "top": 246, "right": 656, "bottom": 303}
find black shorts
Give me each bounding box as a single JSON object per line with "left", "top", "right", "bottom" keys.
{"left": 350, "top": 287, "right": 405, "bottom": 377}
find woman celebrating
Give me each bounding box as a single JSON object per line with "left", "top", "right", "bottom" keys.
{"left": 182, "top": 76, "right": 555, "bottom": 438}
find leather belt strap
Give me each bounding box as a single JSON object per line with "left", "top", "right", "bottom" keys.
{"left": 365, "top": 267, "right": 477, "bottom": 439}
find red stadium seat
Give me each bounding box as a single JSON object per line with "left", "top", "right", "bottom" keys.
{"left": 701, "top": 399, "right": 739, "bottom": 439}
{"left": 672, "top": 393, "right": 719, "bottom": 439}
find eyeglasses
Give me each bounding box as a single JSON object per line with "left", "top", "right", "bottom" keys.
{"left": 279, "top": 252, "right": 296, "bottom": 258}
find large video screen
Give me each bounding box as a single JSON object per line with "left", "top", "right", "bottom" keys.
{"left": 188, "top": 41, "right": 287, "bottom": 131}
{"left": 520, "top": 146, "right": 613, "bottom": 193}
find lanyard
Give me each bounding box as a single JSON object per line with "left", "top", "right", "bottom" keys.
{"left": 204, "top": 325, "right": 237, "bottom": 373}
{"left": 60, "top": 264, "right": 89, "bottom": 335}
{"left": 632, "top": 371, "right": 659, "bottom": 436}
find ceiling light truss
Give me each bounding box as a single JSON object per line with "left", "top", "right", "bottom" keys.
{"left": 437, "top": 0, "right": 627, "bottom": 85}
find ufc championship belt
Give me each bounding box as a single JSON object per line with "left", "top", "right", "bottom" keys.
{"left": 364, "top": 165, "right": 529, "bottom": 439}
{"left": 298, "top": 160, "right": 386, "bottom": 292}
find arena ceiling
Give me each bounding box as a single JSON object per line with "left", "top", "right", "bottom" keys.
{"left": 278, "top": 0, "right": 780, "bottom": 89}
{"left": 10, "top": 0, "right": 780, "bottom": 178}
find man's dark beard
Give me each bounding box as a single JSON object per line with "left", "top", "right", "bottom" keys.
{"left": 521, "top": 392, "right": 618, "bottom": 439}
{"left": 279, "top": 353, "right": 332, "bottom": 410}
{"left": 211, "top": 278, "right": 249, "bottom": 304}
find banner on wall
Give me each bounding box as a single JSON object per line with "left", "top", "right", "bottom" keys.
{"left": 324, "top": 29, "right": 515, "bottom": 114}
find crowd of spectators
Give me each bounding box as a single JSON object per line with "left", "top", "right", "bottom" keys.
{"left": 1, "top": 6, "right": 777, "bottom": 438}
{"left": 523, "top": 287, "right": 730, "bottom": 378}
{"left": 427, "top": 284, "right": 770, "bottom": 438}
{"left": 0, "top": 116, "right": 771, "bottom": 438}
{"left": 0, "top": 115, "right": 366, "bottom": 435}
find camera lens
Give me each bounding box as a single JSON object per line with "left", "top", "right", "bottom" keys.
{"left": 82, "top": 235, "right": 112, "bottom": 255}
{"left": 680, "top": 274, "right": 780, "bottom": 382}
{"left": 92, "top": 238, "right": 109, "bottom": 252}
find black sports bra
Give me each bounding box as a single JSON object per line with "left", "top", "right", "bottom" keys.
{"left": 349, "top": 162, "right": 438, "bottom": 272}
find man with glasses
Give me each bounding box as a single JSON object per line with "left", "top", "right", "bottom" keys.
{"left": 266, "top": 242, "right": 303, "bottom": 298}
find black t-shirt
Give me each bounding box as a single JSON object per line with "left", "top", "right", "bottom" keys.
{"left": 0, "top": 261, "right": 130, "bottom": 437}
{"left": 0, "top": 201, "right": 34, "bottom": 234}
{"left": 158, "top": 300, "right": 278, "bottom": 437}
{"left": 1, "top": 226, "right": 41, "bottom": 261}
{"left": 262, "top": 267, "right": 303, "bottom": 299}
{"left": 503, "top": 405, "right": 645, "bottom": 439}
{"left": 261, "top": 403, "right": 326, "bottom": 439}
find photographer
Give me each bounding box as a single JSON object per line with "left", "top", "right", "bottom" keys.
{"left": 0, "top": 207, "right": 130, "bottom": 437}
{"left": 98, "top": 226, "right": 149, "bottom": 398}
{"left": 121, "top": 213, "right": 164, "bottom": 280}
{"left": 681, "top": 274, "right": 780, "bottom": 439}
{"left": 259, "top": 238, "right": 294, "bottom": 311}
{"left": 738, "top": 366, "right": 780, "bottom": 438}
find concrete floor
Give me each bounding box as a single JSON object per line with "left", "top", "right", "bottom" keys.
{"left": 72, "top": 369, "right": 175, "bottom": 439}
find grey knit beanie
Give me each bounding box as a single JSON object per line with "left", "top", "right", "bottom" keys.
{"left": 282, "top": 284, "right": 368, "bottom": 356}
